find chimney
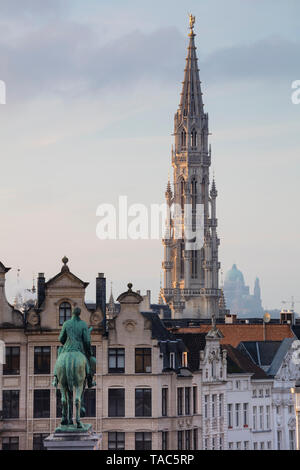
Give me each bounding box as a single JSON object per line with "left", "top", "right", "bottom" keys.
{"left": 37, "top": 273, "right": 45, "bottom": 308}
{"left": 96, "top": 273, "right": 106, "bottom": 315}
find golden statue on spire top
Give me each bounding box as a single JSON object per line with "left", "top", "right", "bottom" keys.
{"left": 189, "top": 13, "right": 195, "bottom": 31}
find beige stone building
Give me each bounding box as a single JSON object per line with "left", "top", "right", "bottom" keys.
{"left": 0, "top": 257, "right": 215, "bottom": 450}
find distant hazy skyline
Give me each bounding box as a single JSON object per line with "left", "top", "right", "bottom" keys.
{"left": 0, "top": 0, "right": 299, "bottom": 311}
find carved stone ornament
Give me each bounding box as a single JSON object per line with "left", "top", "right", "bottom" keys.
{"left": 27, "top": 311, "right": 40, "bottom": 326}
{"left": 123, "top": 319, "right": 137, "bottom": 332}
{"left": 90, "top": 312, "right": 102, "bottom": 326}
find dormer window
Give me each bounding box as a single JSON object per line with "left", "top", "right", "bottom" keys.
{"left": 182, "top": 352, "right": 188, "bottom": 368}
{"left": 59, "top": 302, "right": 72, "bottom": 326}
{"left": 169, "top": 352, "right": 175, "bottom": 369}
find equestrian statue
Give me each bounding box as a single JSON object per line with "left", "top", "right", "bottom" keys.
{"left": 52, "top": 307, "right": 96, "bottom": 429}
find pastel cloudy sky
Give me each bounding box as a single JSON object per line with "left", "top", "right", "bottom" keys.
{"left": 0, "top": 0, "right": 299, "bottom": 311}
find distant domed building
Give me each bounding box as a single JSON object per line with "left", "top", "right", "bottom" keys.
{"left": 224, "top": 264, "right": 264, "bottom": 317}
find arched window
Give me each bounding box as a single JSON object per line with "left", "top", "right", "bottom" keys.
{"left": 181, "top": 129, "right": 186, "bottom": 148}
{"left": 59, "top": 302, "right": 72, "bottom": 326}
{"left": 191, "top": 250, "right": 198, "bottom": 279}
{"left": 180, "top": 241, "right": 185, "bottom": 280}
{"left": 180, "top": 179, "right": 185, "bottom": 212}
{"left": 191, "top": 179, "right": 197, "bottom": 231}
{"left": 191, "top": 129, "right": 197, "bottom": 148}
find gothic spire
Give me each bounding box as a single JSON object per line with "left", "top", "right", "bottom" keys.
{"left": 179, "top": 15, "right": 204, "bottom": 119}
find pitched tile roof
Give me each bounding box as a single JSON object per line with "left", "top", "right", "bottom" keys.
{"left": 172, "top": 323, "right": 294, "bottom": 347}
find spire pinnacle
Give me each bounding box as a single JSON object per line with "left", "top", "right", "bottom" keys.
{"left": 189, "top": 14, "right": 196, "bottom": 37}
{"left": 178, "top": 15, "right": 204, "bottom": 119}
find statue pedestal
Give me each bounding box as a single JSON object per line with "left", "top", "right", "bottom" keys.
{"left": 44, "top": 424, "right": 102, "bottom": 451}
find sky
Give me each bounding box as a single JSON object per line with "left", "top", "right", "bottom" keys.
{"left": 0, "top": 0, "right": 299, "bottom": 311}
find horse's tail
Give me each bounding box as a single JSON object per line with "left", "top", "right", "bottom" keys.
{"left": 65, "top": 353, "right": 76, "bottom": 391}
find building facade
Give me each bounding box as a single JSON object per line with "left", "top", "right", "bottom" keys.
{"left": 0, "top": 258, "right": 206, "bottom": 451}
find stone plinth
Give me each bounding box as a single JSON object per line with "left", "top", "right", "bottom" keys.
{"left": 44, "top": 424, "right": 102, "bottom": 451}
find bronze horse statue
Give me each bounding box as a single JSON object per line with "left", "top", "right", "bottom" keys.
{"left": 53, "top": 307, "right": 96, "bottom": 429}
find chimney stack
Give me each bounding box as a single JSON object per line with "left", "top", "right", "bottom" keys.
{"left": 96, "top": 273, "right": 106, "bottom": 315}
{"left": 37, "top": 273, "right": 45, "bottom": 308}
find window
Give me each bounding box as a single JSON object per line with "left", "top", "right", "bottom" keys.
{"left": 108, "top": 432, "right": 125, "bottom": 450}
{"left": 212, "top": 395, "right": 216, "bottom": 418}
{"left": 135, "top": 432, "right": 151, "bottom": 451}
{"left": 243, "top": 403, "right": 248, "bottom": 426}
{"left": 227, "top": 404, "right": 232, "bottom": 428}
{"left": 193, "top": 387, "right": 197, "bottom": 414}
{"left": 169, "top": 352, "right": 175, "bottom": 369}
{"left": 236, "top": 442, "right": 241, "bottom": 450}
{"left": 236, "top": 380, "right": 240, "bottom": 390}
{"left": 162, "top": 388, "right": 168, "bottom": 417}
{"left": 244, "top": 441, "right": 249, "bottom": 450}
{"left": 228, "top": 442, "right": 233, "bottom": 450}
{"left": 193, "top": 429, "right": 198, "bottom": 450}
{"left": 191, "top": 129, "right": 197, "bottom": 148}
{"left": 191, "top": 251, "right": 198, "bottom": 279}
{"left": 212, "top": 437, "right": 216, "bottom": 450}
{"left": 2, "top": 437, "right": 19, "bottom": 450}
{"left": 219, "top": 436, "right": 223, "bottom": 450}
{"left": 181, "top": 129, "right": 187, "bottom": 148}
{"left": 289, "top": 405, "right": 294, "bottom": 414}
{"left": 2, "top": 390, "right": 19, "bottom": 419}
{"left": 277, "top": 430, "right": 282, "bottom": 450}
{"left": 33, "top": 434, "right": 48, "bottom": 450}
{"left": 180, "top": 241, "right": 185, "bottom": 279}
{"left": 235, "top": 403, "right": 240, "bottom": 427}
{"left": 204, "top": 395, "right": 209, "bottom": 419}
{"left": 289, "top": 430, "right": 296, "bottom": 451}
{"left": 108, "top": 348, "right": 125, "bottom": 373}
{"left": 253, "top": 406, "right": 257, "bottom": 430}
{"left": 185, "top": 430, "right": 191, "bottom": 450}
{"left": 276, "top": 405, "right": 281, "bottom": 415}
{"left": 260, "top": 442, "right": 265, "bottom": 450}
{"left": 259, "top": 406, "right": 264, "bottom": 430}
{"left": 177, "top": 388, "right": 183, "bottom": 416}
{"left": 108, "top": 389, "right": 125, "bottom": 417}
{"left": 34, "top": 346, "right": 51, "bottom": 374}
{"left": 185, "top": 388, "right": 191, "bottom": 415}
{"left": 83, "top": 389, "right": 96, "bottom": 417}
{"left": 135, "top": 388, "right": 151, "bottom": 417}
{"left": 252, "top": 389, "right": 257, "bottom": 398}
{"left": 265, "top": 389, "right": 270, "bottom": 397}
{"left": 3, "top": 347, "right": 20, "bottom": 375}
{"left": 34, "top": 390, "right": 50, "bottom": 418}
{"left": 178, "top": 431, "right": 184, "bottom": 450}
{"left": 259, "top": 389, "right": 263, "bottom": 398}
{"left": 267, "top": 441, "right": 272, "bottom": 450}
{"left": 253, "top": 442, "right": 258, "bottom": 450}
{"left": 204, "top": 438, "right": 209, "bottom": 450}
{"left": 59, "top": 302, "right": 72, "bottom": 325}
{"left": 182, "top": 352, "right": 188, "bottom": 368}
{"left": 162, "top": 431, "right": 168, "bottom": 451}
{"left": 266, "top": 405, "right": 270, "bottom": 429}
{"left": 135, "top": 348, "right": 151, "bottom": 373}
{"left": 219, "top": 394, "right": 223, "bottom": 417}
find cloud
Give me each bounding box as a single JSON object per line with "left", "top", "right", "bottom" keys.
{"left": 0, "top": 9, "right": 298, "bottom": 106}
{"left": 202, "top": 36, "right": 300, "bottom": 83}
